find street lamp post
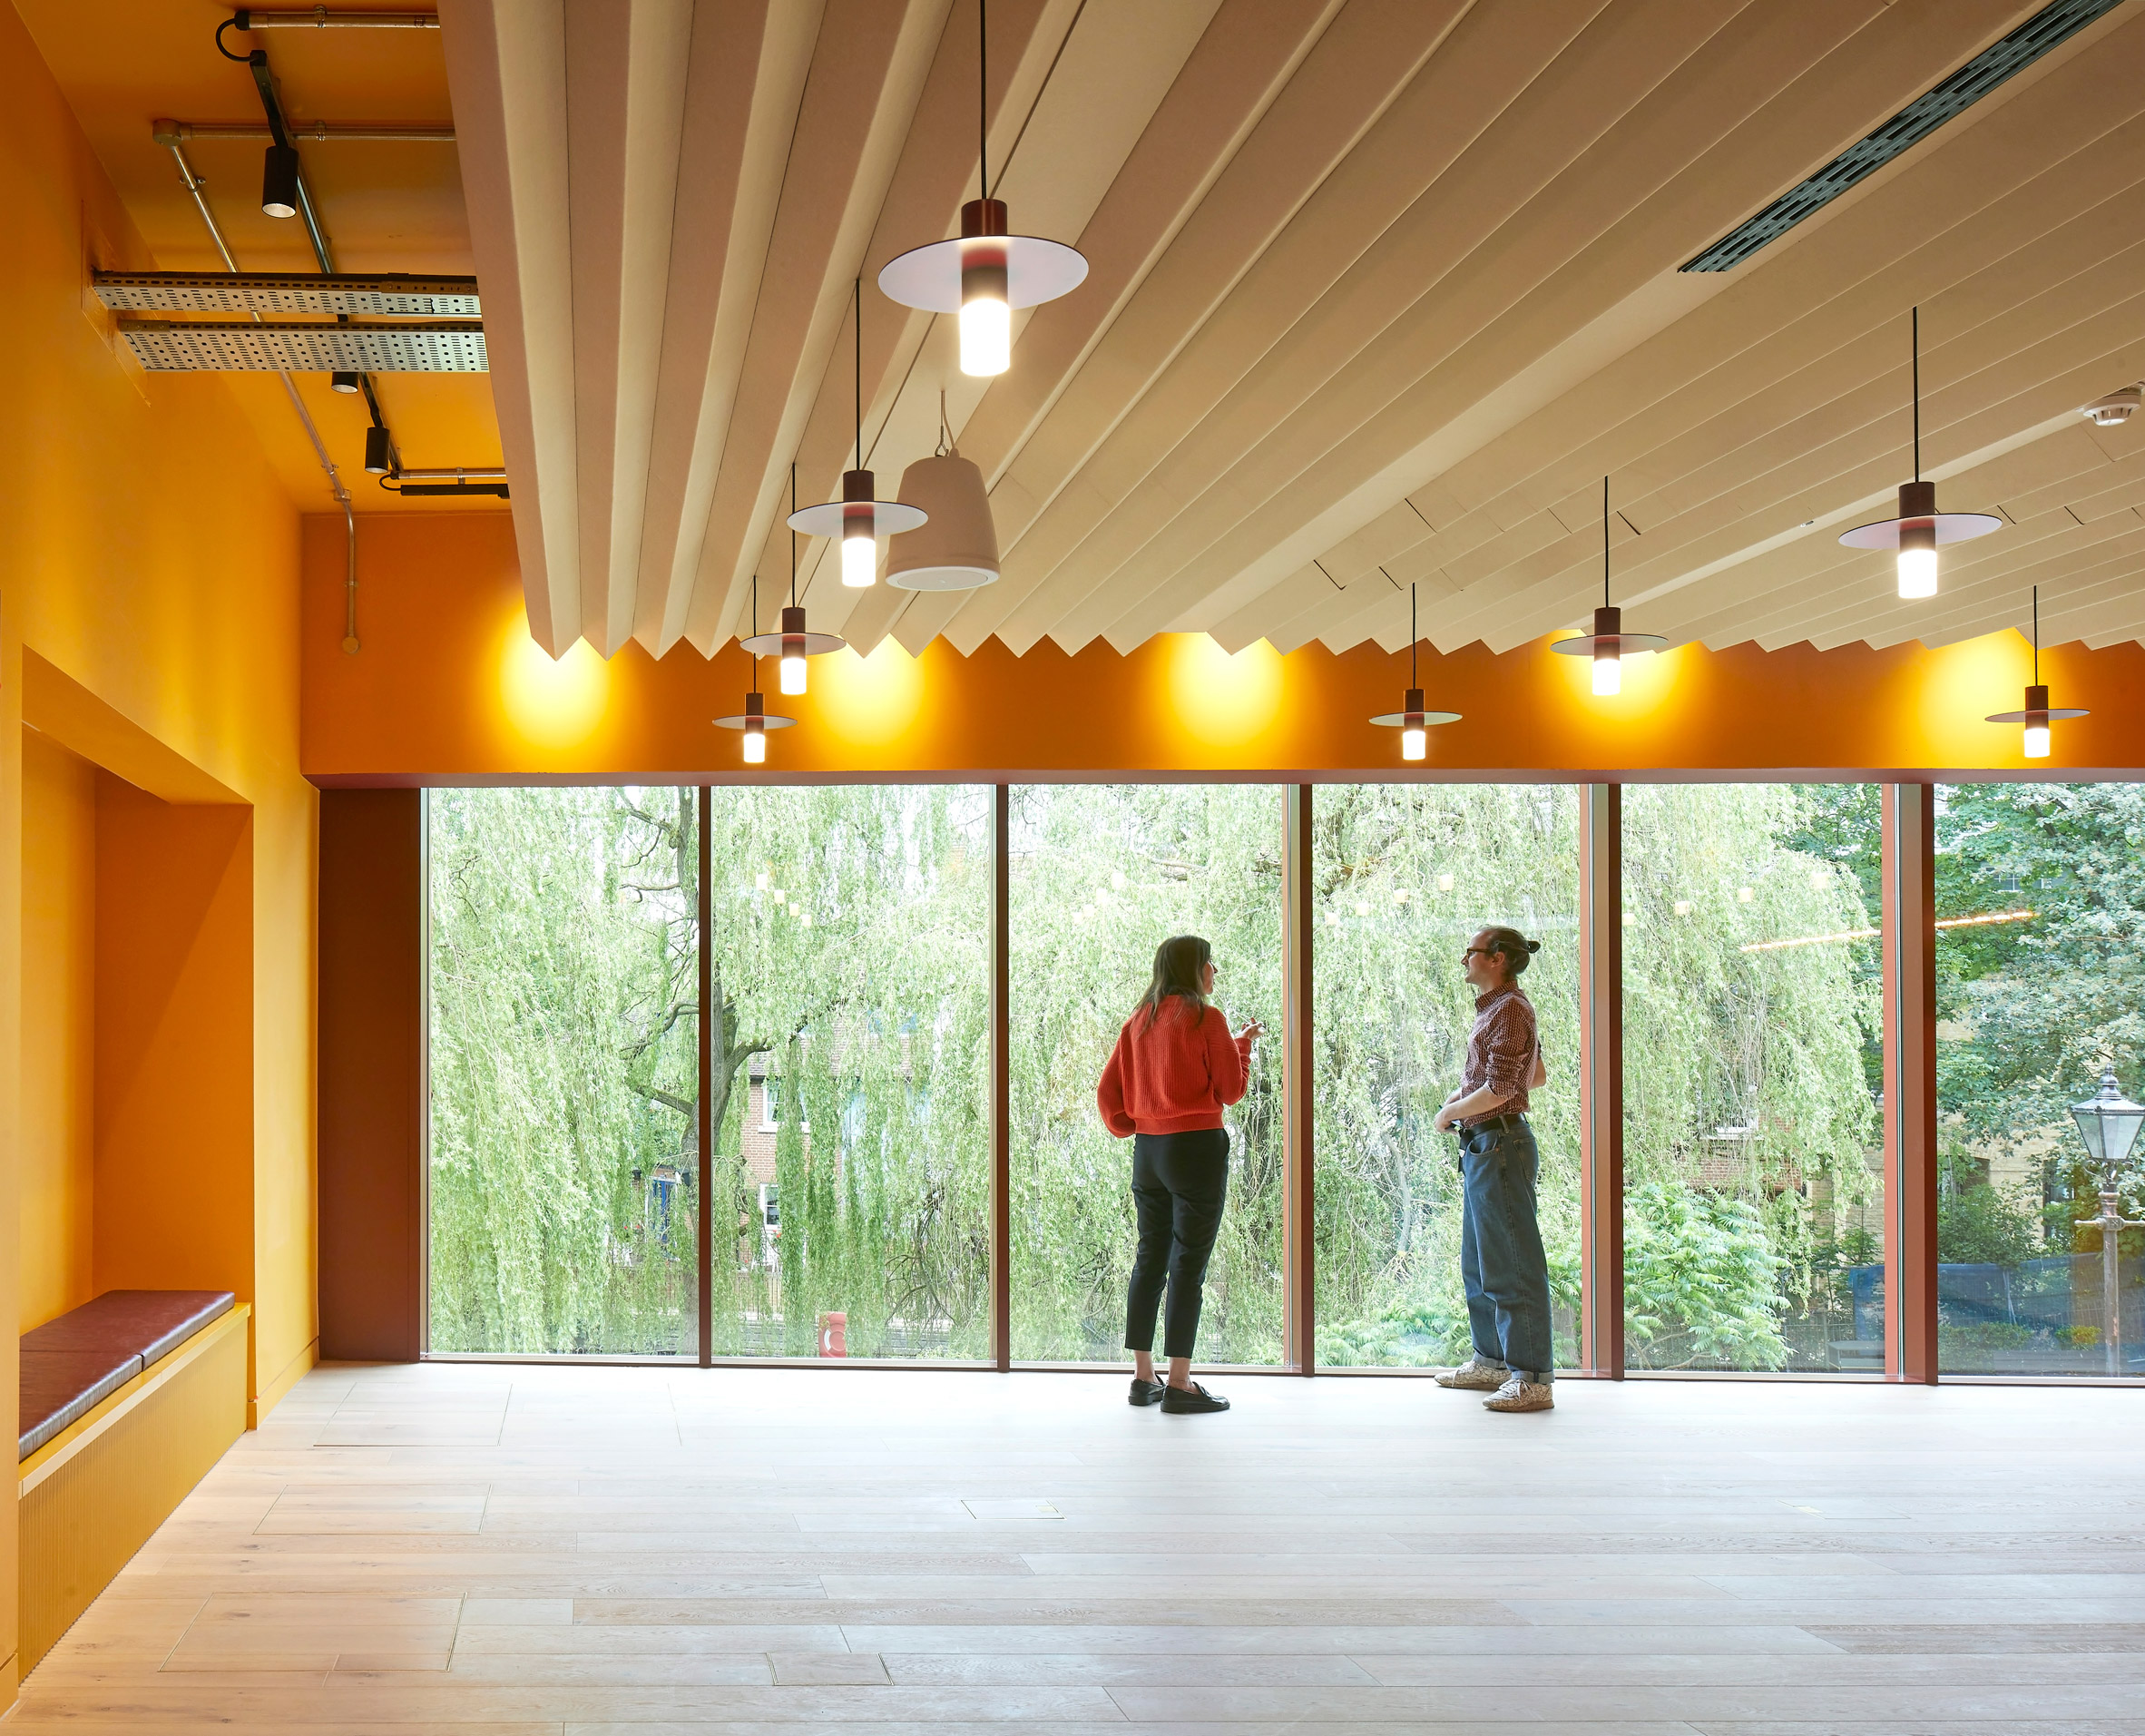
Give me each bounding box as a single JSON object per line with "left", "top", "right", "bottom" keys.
{"left": 2068, "top": 1069, "right": 2145, "bottom": 1377}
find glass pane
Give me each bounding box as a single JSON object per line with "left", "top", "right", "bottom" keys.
{"left": 706, "top": 786, "right": 991, "bottom": 1359}
{"left": 1935, "top": 782, "right": 2141, "bottom": 1378}
{"left": 427, "top": 787, "right": 700, "bottom": 1355}
{"left": 1312, "top": 785, "right": 1582, "bottom": 1369}
{"left": 1621, "top": 784, "right": 1885, "bottom": 1372}
{"left": 1009, "top": 785, "right": 1284, "bottom": 1365}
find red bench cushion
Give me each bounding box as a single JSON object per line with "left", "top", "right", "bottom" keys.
{"left": 20, "top": 1348, "right": 142, "bottom": 1457}
{"left": 19, "top": 1290, "right": 237, "bottom": 1459}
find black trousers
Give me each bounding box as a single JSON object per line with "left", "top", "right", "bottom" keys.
{"left": 1124, "top": 1128, "right": 1229, "bottom": 1359}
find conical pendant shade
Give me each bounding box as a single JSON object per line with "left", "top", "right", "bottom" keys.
{"left": 886, "top": 451, "right": 999, "bottom": 591}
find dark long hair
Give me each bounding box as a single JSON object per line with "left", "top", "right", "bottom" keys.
{"left": 1139, "top": 934, "right": 1211, "bottom": 1029}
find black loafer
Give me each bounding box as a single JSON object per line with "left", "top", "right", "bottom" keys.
{"left": 1128, "top": 1378, "right": 1166, "bottom": 1407}
{"left": 1160, "top": 1380, "right": 1229, "bottom": 1415}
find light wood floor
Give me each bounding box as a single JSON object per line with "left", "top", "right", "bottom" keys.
{"left": 13, "top": 1362, "right": 2145, "bottom": 1732}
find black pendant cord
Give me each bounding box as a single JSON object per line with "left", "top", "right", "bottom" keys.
{"left": 854, "top": 277, "right": 864, "bottom": 470}
{"left": 1912, "top": 306, "right": 1921, "bottom": 483}
{"left": 2032, "top": 584, "right": 2040, "bottom": 685}
{"left": 747, "top": 574, "right": 759, "bottom": 696}
{"left": 1602, "top": 475, "right": 1611, "bottom": 609}
{"left": 978, "top": 0, "right": 989, "bottom": 201}
{"left": 1410, "top": 584, "right": 1418, "bottom": 688}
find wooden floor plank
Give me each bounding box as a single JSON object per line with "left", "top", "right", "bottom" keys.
{"left": 13, "top": 1365, "right": 2145, "bottom": 1731}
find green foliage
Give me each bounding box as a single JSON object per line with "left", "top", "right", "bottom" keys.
{"left": 1624, "top": 1182, "right": 1788, "bottom": 1369}
{"left": 1936, "top": 1154, "right": 2042, "bottom": 1269}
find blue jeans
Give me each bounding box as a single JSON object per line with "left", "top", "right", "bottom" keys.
{"left": 1458, "top": 1117, "right": 1554, "bottom": 1385}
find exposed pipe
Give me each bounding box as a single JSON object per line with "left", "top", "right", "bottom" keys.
{"left": 155, "top": 119, "right": 455, "bottom": 142}
{"left": 166, "top": 139, "right": 360, "bottom": 652}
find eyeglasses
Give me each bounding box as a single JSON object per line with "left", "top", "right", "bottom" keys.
{"left": 1461, "top": 946, "right": 1491, "bottom": 961}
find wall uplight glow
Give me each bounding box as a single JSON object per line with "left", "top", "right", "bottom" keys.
{"left": 818, "top": 638, "right": 926, "bottom": 745}
{"left": 499, "top": 613, "right": 609, "bottom": 749}
{"left": 1165, "top": 633, "right": 1283, "bottom": 751}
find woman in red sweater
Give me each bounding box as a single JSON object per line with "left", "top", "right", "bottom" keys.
{"left": 1096, "top": 935, "right": 1262, "bottom": 1415}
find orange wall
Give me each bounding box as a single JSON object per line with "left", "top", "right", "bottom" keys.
{"left": 18, "top": 735, "right": 96, "bottom": 1332}
{"left": 304, "top": 514, "right": 2145, "bottom": 783}
{"left": 0, "top": 0, "right": 319, "bottom": 1692}
{"left": 93, "top": 780, "right": 256, "bottom": 1310}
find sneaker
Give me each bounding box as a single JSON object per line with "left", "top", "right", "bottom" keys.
{"left": 1160, "top": 1380, "right": 1229, "bottom": 1415}
{"left": 1435, "top": 1358, "right": 1507, "bottom": 1391}
{"left": 1484, "top": 1376, "right": 1553, "bottom": 1413}
{"left": 1128, "top": 1377, "right": 1167, "bottom": 1407}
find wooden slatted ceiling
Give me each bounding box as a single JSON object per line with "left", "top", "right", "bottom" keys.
{"left": 443, "top": 0, "right": 2145, "bottom": 662}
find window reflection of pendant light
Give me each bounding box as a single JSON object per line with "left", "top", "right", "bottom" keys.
{"left": 1984, "top": 585, "right": 2087, "bottom": 760}
{"left": 887, "top": 392, "right": 1001, "bottom": 590}
{"left": 1839, "top": 308, "right": 2001, "bottom": 599}
{"left": 877, "top": 0, "right": 1087, "bottom": 377}
{"left": 1551, "top": 477, "right": 1666, "bottom": 695}
{"left": 1368, "top": 583, "right": 1459, "bottom": 760}
{"left": 788, "top": 280, "right": 926, "bottom": 587}
{"left": 714, "top": 577, "right": 798, "bottom": 763}
{"left": 743, "top": 464, "right": 846, "bottom": 694}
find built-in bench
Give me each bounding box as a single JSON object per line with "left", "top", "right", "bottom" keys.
{"left": 17, "top": 1290, "right": 250, "bottom": 1677}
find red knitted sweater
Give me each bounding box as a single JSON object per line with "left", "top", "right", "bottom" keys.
{"left": 1096, "top": 996, "right": 1252, "bottom": 1137}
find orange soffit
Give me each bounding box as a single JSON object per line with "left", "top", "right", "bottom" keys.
{"left": 300, "top": 516, "right": 2145, "bottom": 784}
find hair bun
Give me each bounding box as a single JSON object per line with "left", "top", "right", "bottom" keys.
{"left": 1525, "top": 939, "right": 1541, "bottom": 954}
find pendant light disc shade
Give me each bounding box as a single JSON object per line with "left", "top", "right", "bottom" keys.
{"left": 1368, "top": 706, "right": 1462, "bottom": 727}
{"left": 879, "top": 233, "right": 1087, "bottom": 314}
{"left": 787, "top": 498, "right": 927, "bottom": 539}
{"left": 1984, "top": 701, "right": 2089, "bottom": 724}
{"left": 1838, "top": 511, "right": 2003, "bottom": 549}
{"left": 1550, "top": 632, "right": 1668, "bottom": 657}
{"left": 740, "top": 616, "right": 846, "bottom": 659}
{"left": 885, "top": 452, "right": 1000, "bottom": 591}
{"left": 712, "top": 709, "right": 798, "bottom": 731}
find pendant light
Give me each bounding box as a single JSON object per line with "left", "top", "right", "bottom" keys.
{"left": 1369, "top": 583, "right": 1459, "bottom": 760}
{"left": 877, "top": 0, "right": 1087, "bottom": 376}
{"left": 1984, "top": 585, "right": 2087, "bottom": 760}
{"left": 788, "top": 280, "right": 926, "bottom": 587}
{"left": 886, "top": 392, "right": 1001, "bottom": 590}
{"left": 1839, "top": 308, "right": 2000, "bottom": 599}
{"left": 743, "top": 464, "right": 846, "bottom": 694}
{"left": 714, "top": 578, "right": 798, "bottom": 763}
{"left": 1551, "top": 477, "right": 1666, "bottom": 695}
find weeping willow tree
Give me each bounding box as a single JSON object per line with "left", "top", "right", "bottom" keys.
{"left": 1006, "top": 784, "right": 1285, "bottom": 1365}
{"left": 1620, "top": 783, "right": 1882, "bottom": 1369}
{"left": 705, "top": 784, "right": 992, "bottom": 1359}
{"left": 428, "top": 786, "right": 700, "bottom": 1353}
{"left": 1309, "top": 783, "right": 1582, "bottom": 1368}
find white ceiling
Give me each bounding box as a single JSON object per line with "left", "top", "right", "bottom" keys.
{"left": 440, "top": 0, "right": 2145, "bottom": 664}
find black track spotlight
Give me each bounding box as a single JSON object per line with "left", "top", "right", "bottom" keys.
{"left": 330, "top": 370, "right": 359, "bottom": 394}
{"left": 363, "top": 425, "right": 392, "bottom": 476}
{"left": 261, "top": 142, "right": 300, "bottom": 219}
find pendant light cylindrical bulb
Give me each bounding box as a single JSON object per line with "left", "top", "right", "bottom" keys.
{"left": 2023, "top": 721, "right": 2051, "bottom": 759}
{"left": 1897, "top": 520, "right": 1938, "bottom": 599}
{"left": 960, "top": 245, "right": 1011, "bottom": 377}
{"left": 1401, "top": 724, "right": 1426, "bottom": 762}
{"left": 779, "top": 644, "right": 807, "bottom": 695}
{"left": 1592, "top": 650, "right": 1622, "bottom": 697}
{"left": 743, "top": 720, "right": 767, "bottom": 764}
{"left": 841, "top": 525, "right": 877, "bottom": 588}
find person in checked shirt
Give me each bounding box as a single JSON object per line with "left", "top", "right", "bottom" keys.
{"left": 1431, "top": 925, "right": 1554, "bottom": 1413}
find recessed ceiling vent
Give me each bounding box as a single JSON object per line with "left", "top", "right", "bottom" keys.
{"left": 1682, "top": 0, "right": 2126, "bottom": 273}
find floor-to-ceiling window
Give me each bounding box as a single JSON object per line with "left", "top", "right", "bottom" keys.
{"left": 704, "top": 785, "right": 992, "bottom": 1359}
{"left": 1621, "top": 784, "right": 1885, "bottom": 1373}
{"left": 1006, "top": 784, "right": 1285, "bottom": 1365}
{"left": 426, "top": 787, "right": 701, "bottom": 1356}
{"left": 1310, "top": 783, "right": 1582, "bottom": 1369}
{"left": 1934, "top": 781, "right": 2141, "bottom": 1378}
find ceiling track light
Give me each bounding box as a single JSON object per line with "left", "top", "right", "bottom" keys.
{"left": 1368, "top": 583, "right": 1460, "bottom": 760}
{"left": 714, "top": 577, "right": 798, "bottom": 763}
{"left": 1838, "top": 308, "right": 2000, "bottom": 599}
{"left": 877, "top": 0, "right": 1087, "bottom": 377}
{"left": 788, "top": 280, "right": 926, "bottom": 587}
{"left": 1984, "top": 584, "right": 2088, "bottom": 760}
{"left": 260, "top": 141, "right": 299, "bottom": 217}
{"left": 1551, "top": 476, "right": 1667, "bottom": 695}
{"left": 741, "top": 465, "right": 847, "bottom": 694}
